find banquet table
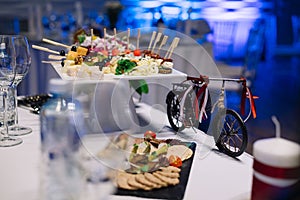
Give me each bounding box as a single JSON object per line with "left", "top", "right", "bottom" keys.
{"left": 0, "top": 104, "right": 254, "bottom": 200}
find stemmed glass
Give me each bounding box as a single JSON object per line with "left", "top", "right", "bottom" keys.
{"left": 7, "top": 35, "right": 32, "bottom": 136}
{"left": 0, "top": 35, "right": 22, "bottom": 147}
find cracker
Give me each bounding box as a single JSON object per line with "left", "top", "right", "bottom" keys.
{"left": 127, "top": 175, "right": 152, "bottom": 190}
{"left": 135, "top": 174, "right": 161, "bottom": 189}
{"left": 156, "top": 170, "right": 180, "bottom": 178}
{"left": 160, "top": 166, "right": 181, "bottom": 173}
{"left": 153, "top": 172, "right": 180, "bottom": 186}
{"left": 117, "top": 172, "right": 138, "bottom": 190}
{"left": 144, "top": 172, "right": 168, "bottom": 187}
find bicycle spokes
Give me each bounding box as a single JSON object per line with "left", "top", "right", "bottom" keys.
{"left": 214, "top": 109, "right": 248, "bottom": 157}
{"left": 167, "top": 91, "right": 185, "bottom": 131}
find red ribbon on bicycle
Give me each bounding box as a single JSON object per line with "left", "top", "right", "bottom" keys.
{"left": 194, "top": 83, "right": 208, "bottom": 122}
{"left": 187, "top": 75, "right": 209, "bottom": 122}
{"left": 241, "top": 78, "right": 257, "bottom": 119}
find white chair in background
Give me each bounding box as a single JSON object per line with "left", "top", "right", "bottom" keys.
{"left": 216, "top": 19, "right": 266, "bottom": 87}
{"left": 212, "top": 20, "right": 237, "bottom": 63}
{"left": 184, "top": 19, "right": 212, "bottom": 43}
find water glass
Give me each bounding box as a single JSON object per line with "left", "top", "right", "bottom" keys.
{"left": 0, "top": 87, "right": 15, "bottom": 127}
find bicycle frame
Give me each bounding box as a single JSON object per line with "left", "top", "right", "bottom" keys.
{"left": 187, "top": 76, "right": 257, "bottom": 122}
{"left": 168, "top": 75, "right": 257, "bottom": 130}
{"left": 209, "top": 78, "right": 255, "bottom": 123}
{"left": 171, "top": 76, "right": 209, "bottom": 126}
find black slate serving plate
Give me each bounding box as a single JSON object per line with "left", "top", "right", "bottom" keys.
{"left": 115, "top": 142, "right": 196, "bottom": 200}
{"left": 18, "top": 94, "right": 51, "bottom": 114}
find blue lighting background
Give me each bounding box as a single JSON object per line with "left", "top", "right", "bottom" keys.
{"left": 116, "top": 0, "right": 274, "bottom": 60}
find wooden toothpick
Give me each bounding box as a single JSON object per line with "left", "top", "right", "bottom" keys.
{"left": 91, "top": 28, "right": 94, "bottom": 50}
{"left": 103, "top": 28, "right": 107, "bottom": 51}
{"left": 42, "top": 60, "right": 59, "bottom": 64}
{"left": 42, "top": 38, "right": 70, "bottom": 49}
{"left": 114, "top": 28, "right": 117, "bottom": 40}
{"left": 148, "top": 31, "right": 157, "bottom": 51}
{"left": 137, "top": 28, "right": 140, "bottom": 50}
{"left": 157, "top": 35, "right": 168, "bottom": 54}
{"left": 32, "top": 45, "right": 60, "bottom": 55}
{"left": 164, "top": 39, "right": 175, "bottom": 59}
{"left": 168, "top": 37, "right": 180, "bottom": 59}
{"left": 48, "top": 55, "right": 65, "bottom": 60}
{"left": 151, "top": 32, "right": 162, "bottom": 53}
{"left": 127, "top": 28, "right": 130, "bottom": 50}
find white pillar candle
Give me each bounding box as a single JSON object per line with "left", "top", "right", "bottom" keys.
{"left": 254, "top": 138, "right": 300, "bottom": 169}
{"left": 251, "top": 138, "right": 300, "bottom": 199}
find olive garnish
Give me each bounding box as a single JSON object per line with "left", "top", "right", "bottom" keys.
{"left": 71, "top": 46, "right": 77, "bottom": 52}
{"left": 59, "top": 50, "right": 66, "bottom": 56}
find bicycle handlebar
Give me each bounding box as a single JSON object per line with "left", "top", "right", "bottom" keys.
{"left": 187, "top": 76, "right": 246, "bottom": 85}
{"left": 186, "top": 75, "right": 256, "bottom": 119}
{"left": 187, "top": 75, "right": 207, "bottom": 83}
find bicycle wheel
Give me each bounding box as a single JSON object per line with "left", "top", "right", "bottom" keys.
{"left": 166, "top": 91, "right": 185, "bottom": 131}
{"left": 212, "top": 109, "right": 248, "bottom": 157}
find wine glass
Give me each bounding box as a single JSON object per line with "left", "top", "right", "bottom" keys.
{"left": 0, "top": 35, "right": 22, "bottom": 147}
{"left": 7, "top": 35, "right": 32, "bottom": 136}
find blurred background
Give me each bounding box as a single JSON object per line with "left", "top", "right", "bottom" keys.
{"left": 0, "top": 0, "right": 299, "bottom": 153}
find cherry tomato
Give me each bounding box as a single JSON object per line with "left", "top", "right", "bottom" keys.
{"left": 124, "top": 49, "right": 131, "bottom": 54}
{"left": 144, "top": 130, "right": 156, "bottom": 139}
{"left": 112, "top": 48, "right": 119, "bottom": 56}
{"left": 133, "top": 49, "right": 141, "bottom": 56}
{"left": 101, "top": 49, "right": 108, "bottom": 56}
{"left": 169, "top": 155, "right": 182, "bottom": 167}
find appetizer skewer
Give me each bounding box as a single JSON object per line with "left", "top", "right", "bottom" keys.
{"left": 125, "top": 28, "right": 131, "bottom": 54}
{"left": 136, "top": 28, "right": 140, "bottom": 50}
{"left": 103, "top": 28, "right": 107, "bottom": 51}
{"left": 41, "top": 60, "right": 59, "bottom": 64}
{"left": 148, "top": 31, "right": 157, "bottom": 51}
{"left": 42, "top": 38, "right": 88, "bottom": 56}
{"left": 111, "top": 28, "right": 120, "bottom": 56}
{"left": 102, "top": 28, "right": 108, "bottom": 56}
{"left": 151, "top": 32, "right": 162, "bottom": 53}
{"left": 167, "top": 37, "right": 180, "bottom": 59}
{"left": 32, "top": 45, "right": 61, "bottom": 55}
{"left": 32, "top": 44, "right": 79, "bottom": 61}
{"left": 42, "top": 38, "right": 69, "bottom": 49}
{"left": 164, "top": 37, "right": 180, "bottom": 59}
{"left": 133, "top": 28, "right": 141, "bottom": 56}
{"left": 157, "top": 35, "right": 168, "bottom": 54}
{"left": 48, "top": 55, "right": 66, "bottom": 60}
{"left": 90, "top": 28, "right": 94, "bottom": 50}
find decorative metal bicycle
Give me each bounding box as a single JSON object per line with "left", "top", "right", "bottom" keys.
{"left": 166, "top": 75, "right": 257, "bottom": 157}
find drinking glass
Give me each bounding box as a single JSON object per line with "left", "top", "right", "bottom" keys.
{"left": 0, "top": 35, "right": 22, "bottom": 147}
{"left": 7, "top": 35, "right": 32, "bottom": 136}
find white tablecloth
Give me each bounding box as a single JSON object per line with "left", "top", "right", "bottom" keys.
{"left": 0, "top": 106, "right": 254, "bottom": 200}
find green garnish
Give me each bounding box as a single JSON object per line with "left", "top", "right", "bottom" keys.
{"left": 143, "top": 143, "right": 151, "bottom": 154}
{"left": 129, "top": 79, "right": 149, "bottom": 96}
{"left": 115, "top": 59, "right": 137, "bottom": 75}
{"left": 77, "top": 34, "right": 86, "bottom": 44}
{"left": 140, "top": 165, "right": 149, "bottom": 172}
{"left": 132, "top": 143, "right": 139, "bottom": 153}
